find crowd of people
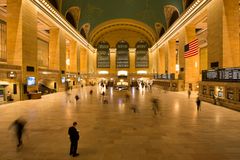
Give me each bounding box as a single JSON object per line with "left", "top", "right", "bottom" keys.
{"left": 8, "top": 81, "right": 206, "bottom": 157}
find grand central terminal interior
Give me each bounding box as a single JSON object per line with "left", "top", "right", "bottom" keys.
{"left": 0, "top": 0, "right": 240, "bottom": 159}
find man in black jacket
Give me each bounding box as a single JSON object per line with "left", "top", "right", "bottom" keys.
{"left": 68, "top": 122, "right": 79, "bottom": 157}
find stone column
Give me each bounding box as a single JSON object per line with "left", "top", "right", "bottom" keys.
{"left": 148, "top": 48, "right": 153, "bottom": 75}
{"left": 7, "top": 0, "right": 38, "bottom": 99}
{"left": 129, "top": 48, "right": 136, "bottom": 74}
{"left": 184, "top": 25, "right": 199, "bottom": 91}
{"left": 151, "top": 49, "right": 158, "bottom": 75}
{"left": 207, "top": 0, "right": 239, "bottom": 68}
{"left": 158, "top": 46, "right": 167, "bottom": 74}
{"left": 110, "top": 48, "right": 116, "bottom": 75}
{"left": 80, "top": 48, "right": 88, "bottom": 74}
{"left": 59, "top": 31, "right": 66, "bottom": 73}
{"left": 178, "top": 29, "right": 185, "bottom": 80}
{"left": 69, "top": 40, "right": 77, "bottom": 73}
{"left": 49, "top": 28, "right": 60, "bottom": 70}
{"left": 168, "top": 39, "right": 176, "bottom": 75}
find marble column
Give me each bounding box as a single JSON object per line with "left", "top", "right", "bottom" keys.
{"left": 69, "top": 40, "right": 77, "bottom": 73}
{"left": 129, "top": 48, "right": 136, "bottom": 74}
{"left": 207, "top": 0, "right": 240, "bottom": 68}
{"left": 168, "top": 39, "right": 176, "bottom": 75}
{"left": 158, "top": 46, "right": 167, "bottom": 74}
{"left": 7, "top": 0, "right": 38, "bottom": 99}
{"left": 184, "top": 25, "right": 199, "bottom": 91}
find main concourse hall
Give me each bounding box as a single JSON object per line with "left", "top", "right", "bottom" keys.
{"left": 0, "top": 0, "right": 240, "bottom": 160}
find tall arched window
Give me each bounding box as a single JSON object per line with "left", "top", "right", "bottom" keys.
{"left": 97, "top": 41, "right": 110, "bottom": 68}
{"left": 48, "top": 0, "right": 59, "bottom": 10}
{"left": 80, "top": 28, "right": 86, "bottom": 39}
{"left": 116, "top": 40, "right": 129, "bottom": 68}
{"left": 135, "top": 40, "right": 149, "bottom": 68}
{"left": 169, "top": 10, "right": 179, "bottom": 27}
{"left": 159, "top": 28, "right": 165, "bottom": 38}
{"left": 185, "top": 0, "right": 194, "bottom": 9}
{"left": 66, "top": 12, "right": 77, "bottom": 28}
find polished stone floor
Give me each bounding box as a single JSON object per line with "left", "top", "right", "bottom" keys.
{"left": 0, "top": 86, "right": 240, "bottom": 160}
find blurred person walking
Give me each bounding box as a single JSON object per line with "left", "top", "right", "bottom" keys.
{"left": 68, "top": 122, "right": 80, "bottom": 157}
{"left": 9, "top": 117, "right": 27, "bottom": 148}
{"left": 188, "top": 89, "right": 191, "bottom": 99}
{"left": 196, "top": 97, "right": 201, "bottom": 111}
{"left": 151, "top": 98, "right": 159, "bottom": 115}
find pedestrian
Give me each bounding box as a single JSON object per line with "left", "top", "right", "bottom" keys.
{"left": 188, "top": 89, "right": 191, "bottom": 99}
{"left": 151, "top": 98, "right": 159, "bottom": 115}
{"left": 196, "top": 97, "right": 201, "bottom": 111}
{"left": 68, "top": 122, "right": 80, "bottom": 157}
{"left": 213, "top": 95, "right": 217, "bottom": 105}
{"left": 66, "top": 90, "right": 72, "bottom": 103}
{"left": 130, "top": 104, "right": 137, "bottom": 113}
{"left": 75, "top": 95, "right": 79, "bottom": 101}
{"left": 9, "top": 117, "right": 27, "bottom": 148}
{"left": 89, "top": 90, "right": 93, "bottom": 95}
{"left": 125, "top": 92, "right": 130, "bottom": 103}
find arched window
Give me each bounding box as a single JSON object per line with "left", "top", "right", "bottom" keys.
{"left": 116, "top": 41, "right": 129, "bottom": 68}
{"left": 66, "top": 12, "right": 77, "bottom": 28}
{"left": 169, "top": 10, "right": 179, "bottom": 27}
{"left": 48, "top": 0, "right": 59, "bottom": 10}
{"left": 164, "top": 5, "right": 180, "bottom": 28}
{"left": 135, "top": 40, "right": 149, "bottom": 68}
{"left": 159, "top": 28, "right": 165, "bottom": 38}
{"left": 80, "top": 28, "right": 86, "bottom": 39}
{"left": 185, "top": 0, "right": 194, "bottom": 9}
{"left": 97, "top": 41, "right": 110, "bottom": 68}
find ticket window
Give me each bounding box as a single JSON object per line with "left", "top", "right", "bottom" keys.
{"left": 239, "top": 90, "right": 240, "bottom": 102}
{"left": 202, "top": 86, "right": 207, "bottom": 95}
{"left": 226, "top": 89, "right": 234, "bottom": 100}
{"left": 0, "top": 88, "right": 5, "bottom": 102}
{"left": 217, "top": 87, "right": 224, "bottom": 98}
{"left": 209, "top": 87, "right": 215, "bottom": 97}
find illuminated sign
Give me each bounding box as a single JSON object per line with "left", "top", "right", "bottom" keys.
{"left": 7, "top": 71, "right": 17, "bottom": 78}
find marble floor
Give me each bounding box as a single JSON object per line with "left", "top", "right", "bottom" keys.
{"left": 0, "top": 86, "right": 240, "bottom": 160}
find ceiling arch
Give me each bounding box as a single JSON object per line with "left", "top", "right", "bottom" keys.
{"left": 89, "top": 19, "right": 157, "bottom": 48}
{"left": 62, "top": 0, "right": 183, "bottom": 31}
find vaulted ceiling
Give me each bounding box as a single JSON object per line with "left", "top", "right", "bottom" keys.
{"left": 48, "top": 0, "right": 195, "bottom": 47}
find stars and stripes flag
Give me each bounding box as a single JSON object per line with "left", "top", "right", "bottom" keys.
{"left": 184, "top": 39, "right": 199, "bottom": 58}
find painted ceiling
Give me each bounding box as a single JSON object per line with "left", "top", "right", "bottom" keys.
{"left": 62, "top": 0, "right": 183, "bottom": 30}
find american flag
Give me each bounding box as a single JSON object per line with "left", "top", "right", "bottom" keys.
{"left": 184, "top": 39, "right": 199, "bottom": 58}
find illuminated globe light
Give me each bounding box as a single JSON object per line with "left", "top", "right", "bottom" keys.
{"left": 98, "top": 71, "right": 109, "bottom": 75}
{"left": 66, "top": 58, "right": 70, "bottom": 66}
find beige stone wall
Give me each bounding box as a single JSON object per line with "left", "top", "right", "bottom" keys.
{"left": 184, "top": 26, "right": 200, "bottom": 90}
{"left": 168, "top": 39, "right": 176, "bottom": 74}
{"left": 49, "top": 28, "right": 60, "bottom": 70}
{"left": 69, "top": 40, "right": 77, "bottom": 73}
{"left": 178, "top": 30, "right": 185, "bottom": 80}
{"left": 158, "top": 46, "right": 166, "bottom": 74}
{"left": 129, "top": 48, "right": 136, "bottom": 73}
{"left": 200, "top": 47, "right": 208, "bottom": 72}
{"left": 59, "top": 31, "right": 66, "bottom": 72}
{"left": 222, "top": 0, "right": 239, "bottom": 67}
{"left": 7, "top": 0, "right": 38, "bottom": 97}
{"left": 80, "top": 48, "right": 88, "bottom": 74}
{"left": 110, "top": 48, "right": 116, "bottom": 74}
{"left": 7, "top": 0, "right": 23, "bottom": 66}
{"left": 207, "top": 0, "right": 239, "bottom": 68}
{"left": 21, "top": 0, "right": 38, "bottom": 93}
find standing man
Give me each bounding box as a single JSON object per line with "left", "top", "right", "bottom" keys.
{"left": 68, "top": 122, "right": 80, "bottom": 157}
{"left": 188, "top": 89, "right": 191, "bottom": 99}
